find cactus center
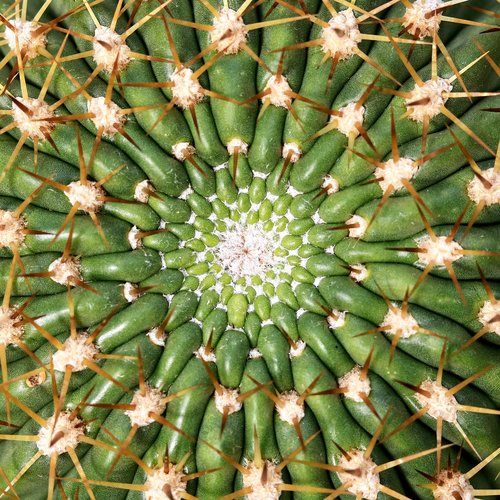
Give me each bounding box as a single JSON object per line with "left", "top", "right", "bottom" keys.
{"left": 211, "top": 8, "right": 248, "bottom": 54}
{"left": 243, "top": 460, "right": 282, "bottom": 500}
{"left": 321, "top": 9, "right": 361, "bottom": 61}
{"left": 93, "top": 26, "right": 131, "bottom": 72}
{"left": 403, "top": 0, "right": 444, "bottom": 39}
{"left": 333, "top": 102, "right": 365, "bottom": 137}
{"left": 406, "top": 77, "right": 452, "bottom": 121}
{"left": 416, "top": 379, "right": 458, "bottom": 422}
{"left": 65, "top": 180, "right": 105, "bottom": 212}
{"left": 381, "top": 306, "right": 420, "bottom": 338}
{"left": 467, "top": 168, "right": 500, "bottom": 206}
{"left": 276, "top": 390, "right": 304, "bottom": 425}
{"left": 338, "top": 365, "right": 371, "bottom": 402}
{"left": 338, "top": 449, "right": 380, "bottom": 500}
{"left": 37, "top": 412, "right": 85, "bottom": 456}
{"left": 144, "top": 465, "right": 186, "bottom": 500}
{"left": 433, "top": 470, "right": 474, "bottom": 500}
{"left": 5, "top": 19, "right": 47, "bottom": 59}
{"left": 417, "top": 235, "right": 463, "bottom": 266}
{"left": 263, "top": 75, "right": 293, "bottom": 108}
{"left": 87, "top": 96, "right": 126, "bottom": 137}
{"left": 170, "top": 67, "right": 204, "bottom": 109}
{"left": 52, "top": 334, "right": 99, "bottom": 372}
{"left": 214, "top": 387, "right": 242, "bottom": 414}
{"left": 376, "top": 157, "right": 419, "bottom": 191}
{"left": 12, "top": 97, "right": 55, "bottom": 140}
{"left": 125, "top": 385, "right": 166, "bottom": 427}
{"left": 48, "top": 256, "right": 81, "bottom": 286}
{"left": 0, "top": 306, "right": 23, "bottom": 347}
{"left": 0, "top": 210, "right": 26, "bottom": 247}
{"left": 478, "top": 300, "right": 500, "bottom": 336}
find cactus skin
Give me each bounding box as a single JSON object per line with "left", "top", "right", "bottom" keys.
{"left": 0, "top": 0, "right": 499, "bottom": 499}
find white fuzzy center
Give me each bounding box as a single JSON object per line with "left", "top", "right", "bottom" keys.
{"left": 87, "top": 97, "right": 126, "bottom": 137}
{"left": 37, "top": 412, "right": 85, "bottom": 456}
{"left": 333, "top": 102, "right": 365, "bottom": 137}
{"left": 215, "top": 387, "right": 242, "bottom": 415}
{"left": 211, "top": 8, "right": 248, "bottom": 54}
{"left": 0, "top": 307, "right": 23, "bottom": 347}
{"left": 172, "top": 142, "right": 195, "bottom": 161}
{"left": 125, "top": 385, "right": 166, "bottom": 427}
{"left": 276, "top": 390, "right": 304, "bottom": 425}
{"left": 405, "top": 78, "right": 452, "bottom": 122}
{"left": 170, "top": 67, "right": 204, "bottom": 109}
{"left": 433, "top": 470, "right": 474, "bottom": 500}
{"left": 415, "top": 379, "right": 458, "bottom": 422}
{"left": 467, "top": 168, "right": 500, "bottom": 206}
{"left": 381, "top": 305, "right": 420, "bottom": 338}
{"left": 12, "top": 97, "right": 55, "bottom": 140}
{"left": 327, "top": 310, "right": 346, "bottom": 329}
{"left": 215, "top": 220, "right": 281, "bottom": 281}
{"left": 5, "top": 20, "right": 47, "bottom": 59}
{"left": 322, "top": 175, "right": 339, "bottom": 195}
{"left": 282, "top": 142, "right": 301, "bottom": 163}
{"left": 243, "top": 461, "right": 282, "bottom": 500}
{"left": 338, "top": 449, "right": 380, "bottom": 500}
{"left": 346, "top": 215, "right": 367, "bottom": 239}
{"left": 48, "top": 256, "right": 81, "bottom": 286}
{"left": 350, "top": 263, "right": 368, "bottom": 282}
{"left": 263, "top": 75, "right": 292, "bottom": 108}
{"left": 134, "top": 180, "right": 153, "bottom": 203}
{"left": 403, "top": 0, "right": 444, "bottom": 39}
{"left": 417, "top": 235, "right": 462, "bottom": 266}
{"left": 321, "top": 9, "right": 361, "bottom": 61}
{"left": 93, "top": 26, "right": 131, "bottom": 72}
{"left": 65, "top": 181, "right": 105, "bottom": 213}
{"left": 478, "top": 300, "right": 500, "bottom": 336}
{"left": 0, "top": 210, "right": 26, "bottom": 247}
{"left": 52, "top": 334, "right": 98, "bottom": 372}
{"left": 376, "top": 158, "right": 419, "bottom": 192}
{"left": 227, "top": 138, "right": 249, "bottom": 156}
{"left": 195, "top": 345, "right": 217, "bottom": 362}
{"left": 144, "top": 464, "right": 186, "bottom": 500}
{"left": 289, "top": 339, "right": 306, "bottom": 358}
{"left": 338, "top": 366, "right": 370, "bottom": 402}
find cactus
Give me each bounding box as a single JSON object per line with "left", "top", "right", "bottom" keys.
{"left": 0, "top": 0, "right": 499, "bottom": 498}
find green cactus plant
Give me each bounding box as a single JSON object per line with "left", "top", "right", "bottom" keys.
{"left": 0, "top": 0, "right": 499, "bottom": 498}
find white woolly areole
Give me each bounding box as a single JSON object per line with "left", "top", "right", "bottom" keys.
{"left": 93, "top": 26, "right": 131, "bottom": 72}
{"left": 125, "top": 385, "right": 166, "bottom": 427}
{"left": 350, "top": 263, "right": 368, "bottom": 282}
{"left": 134, "top": 180, "right": 153, "bottom": 203}
{"left": 376, "top": 158, "right": 419, "bottom": 192}
{"left": 172, "top": 142, "right": 195, "bottom": 161}
{"left": 48, "top": 256, "right": 81, "bottom": 286}
{"left": 338, "top": 449, "right": 380, "bottom": 500}
{"left": 381, "top": 305, "right": 420, "bottom": 339}
{"left": 276, "top": 391, "right": 304, "bottom": 425}
{"left": 405, "top": 78, "right": 452, "bottom": 122}
{"left": 5, "top": 20, "right": 47, "bottom": 59}
{"left": 263, "top": 75, "right": 292, "bottom": 108}
{"left": 147, "top": 326, "right": 166, "bottom": 346}
{"left": 0, "top": 210, "right": 25, "bottom": 247}
{"left": 322, "top": 175, "right": 339, "bottom": 195}
{"left": 478, "top": 300, "right": 500, "bottom": 336}
{"left": 37, "top": 412, "right": 85, "bottom": 456}
{"left": 321, "top": 9, "right": 361, "bottom": 61}
{"left": 12, "top": 97, "right": 55, "bottom": 140}
{"left": 128, "top": 226, "right": 142, "bottom": 250}
{"left": 289, "top": 340, "right": 306, "bottom": 358}
{"left": 333, "top": 102, "right": 365, "bottom": 137}
{"left": 347, "top": 214, "right": 367, "bottom": 239}
{"left": 327, "top": 310, "right": 346, "bottom": 329}
{"left": 227, "top": 138, "right": 248, "bottom": 156}
{"left": 170, "top": 67, "right": 204, "bottom": 109}
{"left": 214, "top": 387, "right": 242, "bottom": 415}
{"left": 52, "top": 334, "right": 98, "bottom": 372}
{"left": 282, "top": 142, "right": 301, "bottom": 163}
{"left": 123, "top": 282, "right": 138, "bottom": 302}
{"left": 248, "top": 348, "right": 262, "bottom": 359}
{"left": 403, "top": 0, "right": 444, "bottom": 39}
{"left": 416, "top": 379, "right": 458, "bottom": 422}
{"left": 433, "top": 470, "right": 474, "bottom": 500}
{"left": 215, "top": 220, "right": 282, "bottom": 280}
{"left": 243, "top": 460, "right": 283, "bottom": 500}
{"left": 144, "top": 465, "right": 186, "bottom": 500}
{"left": 417, "top": 235, "right": 462, "bottom": 266}
{"left": 65, "top": 181, "right": 105, "bottom": 213}
{"left": 467, "top": 168, "right": 500, "bottom": 206}
{"left": 0, "top": 307, "right": 23, "bottom": 347}
{"left": 211, "top": 8, "right": 248, "bottom": 54}
{"left": 338, "top": 366, "right": 370, "bottom": 402}
{"left": 195, "top": 345, "right": 216, "bottom": 362}
{"left": 87, "top": 97, "right": 126, "bottom": 138}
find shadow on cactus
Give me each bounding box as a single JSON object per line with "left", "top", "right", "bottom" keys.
{"left": 0, "top": 0, "right": 499, "bottom": 499}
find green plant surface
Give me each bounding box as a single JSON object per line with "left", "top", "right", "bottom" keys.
{"left": 0, "top": 1, "right": 499, "bottom": 499}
